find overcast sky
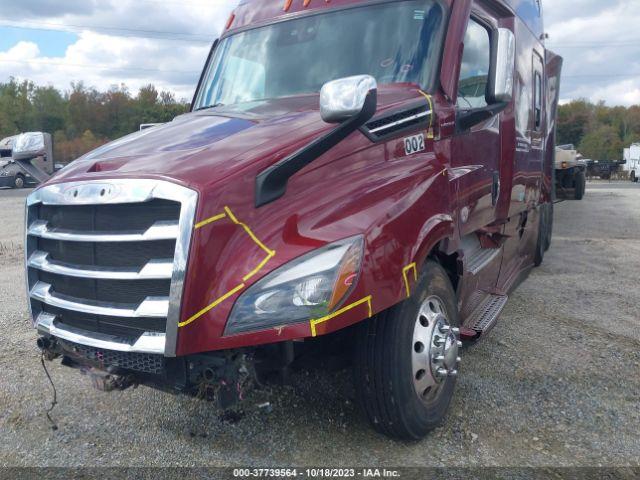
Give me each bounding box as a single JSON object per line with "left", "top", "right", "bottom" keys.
{"left": 0, "top": 0, "right": 638, "bottom": 105}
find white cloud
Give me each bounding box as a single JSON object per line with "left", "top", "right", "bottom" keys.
{"left": 0, "top": 0, "right": 237, "bottom": 100}
{"left": 0, "top": 41, "right": 40, "bottom": 61}
{"left": 545, "top": 0, "right": 640, "bottom": 106}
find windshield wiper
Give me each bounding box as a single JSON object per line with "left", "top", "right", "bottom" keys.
{"left": 195, "top": 103, "right": 224, "bottom": 111}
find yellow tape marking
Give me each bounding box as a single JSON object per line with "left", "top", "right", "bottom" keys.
{"left": 223, "top": 206, "right": 276, "bottom": 282}
{"left": 181, "top": 206, "right": 276, "bottom": 328}
{"left": 195, "top": 213, "right": 227, "bottom": 229}
{"left": 418, "top": 89, "right": 435, "bottom": 139}
{"left": 402, "top": 263, "right": 418, "bottom": 298}
{"left": 309, "top": 296, "right": 373, "bottom": 337}
{"left": 179, "top": 283, "right": 245, "bottom": 328}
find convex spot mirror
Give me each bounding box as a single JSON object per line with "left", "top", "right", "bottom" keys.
{"left": 12, "top": 132, "right": 46, "bottom": 161}
{"left": 320, "top": 75, "right": 377, "bottom": 124}
{"left": 489, "top": 27, "right": 516, "bottom": 103}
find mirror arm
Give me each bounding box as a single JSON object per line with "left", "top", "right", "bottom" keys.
{"left": 455, "top": 101, "right": 508, "bottom": 133}
{"left": 255, "top": 89, "right": 377, "bottom": 208}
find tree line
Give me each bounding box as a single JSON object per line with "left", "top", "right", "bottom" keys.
{"left": 1, "top": 78, "right": 639, "bottom": 164}
{"left": 557, "top": 100, "right": 640, "bottom": 161}
{"left": 0, "top": 78, "right": 189, "bottom": 163}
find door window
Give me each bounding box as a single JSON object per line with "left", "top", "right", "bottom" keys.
{"left": 457, "top": 18, "right": 491, "bottom": 109}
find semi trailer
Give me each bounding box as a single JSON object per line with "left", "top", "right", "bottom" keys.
{"left": 27, "top": 0, "right": 561, "bottom": 440}
{"left": 0, "top": 133, "right": 54, "bottom": 188}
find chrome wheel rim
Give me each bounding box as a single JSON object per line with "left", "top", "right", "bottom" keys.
{"left": 15, "top": 177, "right": 24, "bottom": 188}
{"left": 411, "top": 296, "right": 461, "bottom": 404}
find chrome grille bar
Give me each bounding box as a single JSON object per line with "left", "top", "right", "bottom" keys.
{"left": 27, "top": 219, "right": 179, "bottom": 242}
{"left": 30, "top": 281, "right": 170, "bottom": 318}
{"left": 28, "top": 251, "right": 173, "bottom": 280}
{"left": 36, "top": 312, "right": 166, "bottom": 354}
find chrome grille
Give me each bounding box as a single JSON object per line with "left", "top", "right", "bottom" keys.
{"left": 26, "top": 180, "right": 198, "bottom": 356}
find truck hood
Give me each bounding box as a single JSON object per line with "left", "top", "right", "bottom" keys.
{"left": 50, "top": 85, "right": 424, "bottom": 191}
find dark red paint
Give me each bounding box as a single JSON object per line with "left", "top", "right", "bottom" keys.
{"left": 42, "top": 0, "right": 558, "bottom": 356}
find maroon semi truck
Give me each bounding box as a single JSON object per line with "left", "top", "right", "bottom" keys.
{"left": 27, "top": 0, "right": 562, "bottom": 439}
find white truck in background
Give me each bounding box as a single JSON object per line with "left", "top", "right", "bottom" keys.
{"left": 623, "top": 144, "right": 640, "bottom": 183}
{"left": 0, "top": 132, "right": 55, "bottom": 188}
{"left": 555, "top": 144, "right": 587, "bottom": 200}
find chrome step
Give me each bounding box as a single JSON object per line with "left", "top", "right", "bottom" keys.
{"left": 465, "top": 248, "right": 501, "bottom": 276}
{"left": 468, "top": 294, "right": 508, "bottom": 333}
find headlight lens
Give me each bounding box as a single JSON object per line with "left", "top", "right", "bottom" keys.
{"left": 225, "top": 236, "right": 364, "bottom": 335}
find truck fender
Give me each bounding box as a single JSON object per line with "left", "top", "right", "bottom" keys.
{"left": 410, "top": 213, "right": 456, "bottom": 275}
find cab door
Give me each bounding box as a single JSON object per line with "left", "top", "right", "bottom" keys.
{"left": 451, "top": 9, "right": 502, "bottom": 238}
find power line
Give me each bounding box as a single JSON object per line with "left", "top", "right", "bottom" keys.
{"left": 0, "top": 19, "right": 217, "bottom": 43}
{"left": 0, "top": 58, "right": 201, "bottom": 75}
{"left": 564, "top": 74, "right": 640, "bottom": 78}
{"left": 548, "top": 43, "right": 640, "bottom": 48}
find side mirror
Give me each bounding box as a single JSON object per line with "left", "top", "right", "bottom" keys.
{"left": 320, "top": 75, "right": 377, "bottom": 123}
{"left": 12, "top": 132, "right": 46, "bottom": 161}
{"left": 489, "top": 28, "right": 516, "bottom": 104}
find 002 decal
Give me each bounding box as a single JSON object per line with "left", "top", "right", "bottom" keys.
{"left": 404, "top": 133, "right": 426, "bottom": 155}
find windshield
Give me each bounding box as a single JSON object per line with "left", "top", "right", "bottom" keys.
{"left": 194, "top": 0, "right": 446, "bottom": 109}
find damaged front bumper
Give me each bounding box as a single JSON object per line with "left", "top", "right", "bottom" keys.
{"left": 37, "top": 333, "right": 256, "bottom": 409}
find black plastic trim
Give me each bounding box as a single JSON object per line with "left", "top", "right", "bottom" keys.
{"left": 360, "top": 100, "right": 432, "bottom": 143}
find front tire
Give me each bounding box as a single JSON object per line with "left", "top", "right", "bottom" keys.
{"left": 354, "top": 261, "right": 460, "bottom": 440}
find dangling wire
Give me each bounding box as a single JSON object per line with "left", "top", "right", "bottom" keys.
{"left": 40, "top": 353, "right": 58, "bottom": 430}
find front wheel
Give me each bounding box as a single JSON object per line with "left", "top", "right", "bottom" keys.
{"left": 354, "top": 261, "right": 461, "bottom": 440}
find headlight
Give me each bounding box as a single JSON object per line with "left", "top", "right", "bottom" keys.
{"left": 226, "top": 236, "right": 364, "bottom": 335}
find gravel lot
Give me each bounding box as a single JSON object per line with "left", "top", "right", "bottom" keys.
{"left": 0, "top": 183, "right": 639, "bottom": 468}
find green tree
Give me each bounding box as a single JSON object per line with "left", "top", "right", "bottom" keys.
{"left": 579, "top": 125, "right": 623, "bottom": 161}
{"left": 557, "top": 99, "right": 592, "bottom": 147}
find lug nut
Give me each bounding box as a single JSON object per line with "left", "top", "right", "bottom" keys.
{"left": 456, "top": 340, "right": 463, "bottom": 348}
{"left": 436, "top": 367, "right": 448, "bottom": 377}
{"left": 456, "top": 357, "right": 462, "bottom": 364}
{"left": 452, "top": 327, "right": 460, "bottom": 335}
{"left": 434, "top": 355, "right": 445, "bottom": 362}
{"left": 434, "top": 336, "right": 446, "bottom": 347}
{"left": 448, "top": 370, "right": 458, "bottom": 377}
{"left": 439, "top": 325, "right": 451, "bottom": 334}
